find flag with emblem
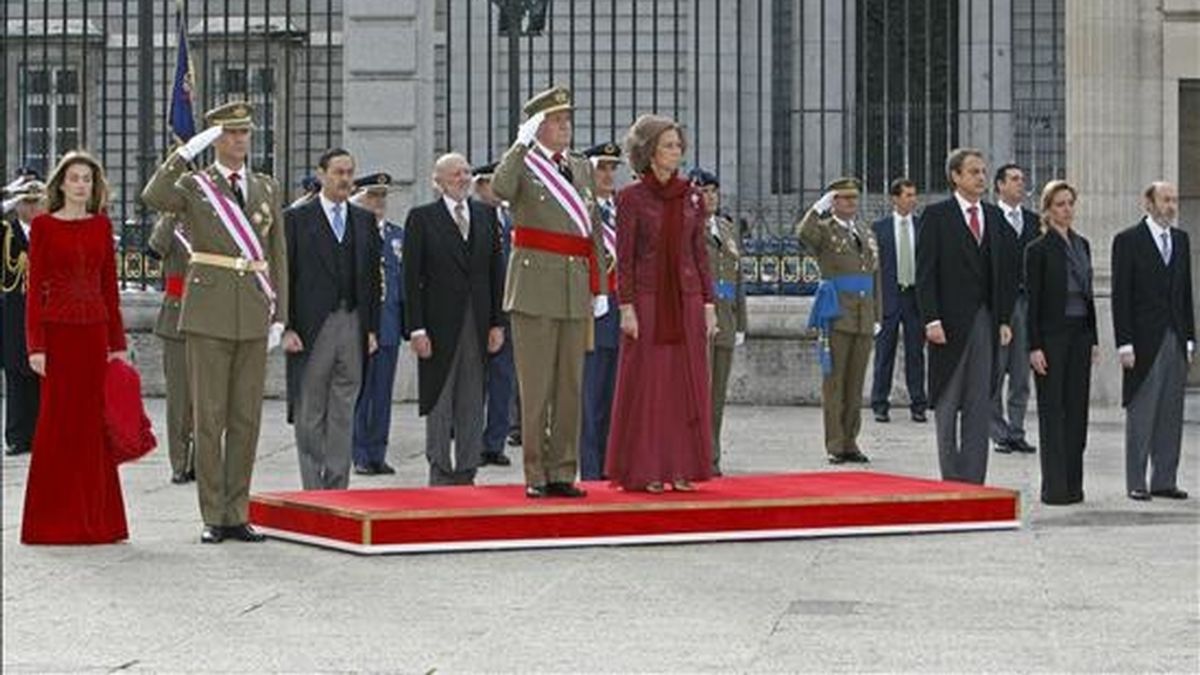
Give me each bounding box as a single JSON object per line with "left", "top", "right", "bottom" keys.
{"left": 168, "top": 3, "right": 196, "bottom": 142}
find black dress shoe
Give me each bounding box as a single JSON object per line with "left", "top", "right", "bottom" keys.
{"left": 185, "top": 469, "right": 196, "bottom": 482}
{"left": 200, "top": 525, "right": 225, "bottom": 544}
{"left": 507, "top": 432, "right": 522, "bottom": 447}
{"left": 844, "top": 450, "right": 871, "bottom": 464}
{"left": 1012, "top": 439, "right": 1037, "bottom": 454}
{"left": 171, "top": 470, "right": 191, "bottom": 485}
{"left": 224, "top": 524, "right": 267, "bottom": 542}
{"left": 546, "top": 482, "right": 587, "bottom": 498}
{"left": 874, "top": 410, "right": 890, "bottom": 423}
{"left": 827, "top": 454, "right": 848, "bottom": 465}
{"left": 911, "top": 410, "right": 928, "bottom": 423}
{"left": 354, "top": 463, "right": 378, "bottom": 476}
{"left": 994, "top": 440, "right": 1014, "bottom": 454}
{"left": 483, "top": 452, "right": 512, "bottom": 467}
{"left": 525, "top": 485, "right": 547, "bottom": 499}
{"left": 1150, "top": 488, "right": 1189, "bottom": 500}
{"left": 1128, "top": 489, "right": 1152, "bottom": 501}
{"left": 373, "top": 461, "right": 396, "bottom": 475}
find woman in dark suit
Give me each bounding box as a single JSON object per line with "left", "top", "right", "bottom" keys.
{"left": 1025, "top": 180, "right": 1097, "bottom": 505}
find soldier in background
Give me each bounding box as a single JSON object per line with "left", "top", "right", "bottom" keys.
{"left": 147, "top": 213, "right": 195, "bottom": 483}
{"left": 691, "top": 168, "right": 746, "bottom": 475}
{"left": 1, "top": 175, "right": 46, "bottom": 456}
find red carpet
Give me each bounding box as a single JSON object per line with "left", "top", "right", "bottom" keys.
{"left": 249, "top": 471, "right": 1020, "bottom": 554}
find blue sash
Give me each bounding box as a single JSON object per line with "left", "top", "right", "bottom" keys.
{"left": 807, "top": 274, "right": 874, "bottom": 376}
{"left": 714, "top": 280, "right": 737, "bottom": 301}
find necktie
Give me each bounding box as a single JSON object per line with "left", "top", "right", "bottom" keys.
{"left": 551, "top": 151, "right": 574, "bottom": 183}
{"left": 229, "top": 172, "right": 246, "bottom": 208}
{"left": 1161, "top": 231, "right": 1172, "bottom": 265}
{"left": 845, "top": 220, "right": 862, "bottom": 251}
{"left": 453, "top": 202, "right": 469, "bottom": 240}
{"left": 331, "top": 203, "right": 345, "bottom": 243}
{"left": 967, "top": 205, "right": 982, "bottom": 244}
{"left": 1008, "top": 208, "right": 1022, "bottom": 236}
{"left": 897, "top": 216, "right": 914, "bottom": 287}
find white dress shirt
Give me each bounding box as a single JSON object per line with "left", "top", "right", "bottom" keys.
{"left": 214, "top": 159, "right": 247, "bottom": 194}
{"left": 998, "top": 199, "right": 1024, "bottom": 237}
{"left": 892, "top": 211, "right": 916, "bottom": 284}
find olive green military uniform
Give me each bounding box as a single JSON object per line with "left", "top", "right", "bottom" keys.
{"left": 706, "top": 214, "right": 747, "bottom": 473}
{"left": 796, "top": 182, "right": 881, "bottom": 458}
{"left": 148, "top": 213, "right": 193, "bottom": 477}
{"left": 140, "top": 102, "right": 288, "bottom": 528}
{"left": 490, "top": 86, "right": 607, "bottom": 488}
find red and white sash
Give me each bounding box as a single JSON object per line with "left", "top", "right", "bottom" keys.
{"left": 194, "top": 172, "right": 277, "bottom": 316}
{"left": 524, "top": 149, "right": 592, "bottom": 238}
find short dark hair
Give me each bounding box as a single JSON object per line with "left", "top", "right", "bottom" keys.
{"left": 945, "top": 147, "right": 985, "bottom": 182}
{"left": 993, "top": 163, "right": 1023, "bottom": 189}
{"left": 318, "top": 147, "right": 354, "bottom": 171}
{"left": 889, "top": 178, "right": 916, "bottom": 197}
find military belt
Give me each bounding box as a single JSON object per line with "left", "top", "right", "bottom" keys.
{"left": 190, "top": 251, "right": 268, "bottom": 273}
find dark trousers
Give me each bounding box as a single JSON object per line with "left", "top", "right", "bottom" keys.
{"left": 4, "top": 366, "right": 39, "bottom": 452}
{"left": 871, "top": 287, "right": 927, "bottom": 414}
{"left": 353, "top": 343, "right": 400, "bottom": 467}
{"left": 483, "top": 325, "right": 515, "bottom": 454}
{"left": 1033, "top": 318, "right": 1092, "bottom": 504}
{"left": 580, "top": 345, "right": 619, "bottom": 480}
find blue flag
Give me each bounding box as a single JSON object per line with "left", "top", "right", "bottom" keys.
{"left": 168, "top": 7, "right": 196, "bottom": 142}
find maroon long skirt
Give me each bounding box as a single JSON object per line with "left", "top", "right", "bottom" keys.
{"left": 21, "top": 322, "right": 128, "bottom": 545}
{"left": 604, "top": 292, "right": 713, "bottom": 490}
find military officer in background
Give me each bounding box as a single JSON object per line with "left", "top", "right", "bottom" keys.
{"left": 141, "top": 101, "right": 288, "bottom": 544}
{"left": 1, "top": 175, "right": 46, "bottom": 457}
{"left": 691, "top": 167, "right": 746, "bottom": 475}
{"left": 798, "top": 178, "right": 881, "bottom": 464}
{"left": 147, "top": 213, "right": 195, "bottom": 483}
{"left": 491, "top": 85, "right": 608, "bottom": 499}
{"left": 473, "top": 162, "right": 516, "bottom": 467}
{"left": 578, "top": 142, "right": 622, "bottom": 481}
{"left": 351, "top": 172, "right": 405, "bottom": 476}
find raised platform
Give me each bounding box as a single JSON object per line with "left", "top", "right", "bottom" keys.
{"left": 248, "top": 471, "right": 1020, "bottom": 554}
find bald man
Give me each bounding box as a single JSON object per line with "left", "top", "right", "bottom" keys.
{"left": 404, "top": 153, "right": 506, "bottom": 486}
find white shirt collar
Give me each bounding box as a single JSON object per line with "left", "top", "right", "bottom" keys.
{"left": 998, "top": 199, "right": 1023, "bottom": 217}
{"left": 443, "top": 195, "right": 469, "bottom": 221}
{"left": 954, "top": 191, "right": 985, "bottom": 236}
{"left": 319, "top": 193, "right": 347, "bottom": 224}
{"left": 214, "top": 159, "right": 247, "bottom": 184}
{"left": 1145, "top": 215, "right": 1171, "bottom": 238}
{"left": 535, "top": 141, "right": 564, "bottom": 162}
{"left": 832, "top": 214, "right": 855, "bottom": 230}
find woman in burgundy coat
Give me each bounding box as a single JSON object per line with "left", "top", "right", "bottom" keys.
{"left": 604, "top": 115, "right": 718, "bottom": 493}
{"left": 22, "top": 151, "right": 129, "bottom": 544}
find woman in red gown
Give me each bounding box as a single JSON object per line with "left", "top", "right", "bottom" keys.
{"left": 22, "top": 151, "right": 130, "bottom": 545}
{"left": 604, "top": 115, "right": 718, "bottom": 493}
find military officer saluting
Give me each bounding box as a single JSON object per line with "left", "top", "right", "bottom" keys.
{"left": 491, "top": 85, "right": 608, "bottom": 499}
{"left": 141, "top": 101, "right": 288, "bottom": 544}
{"left": 351, "top": 171, "right": 405, "bottom": 476}
{"left": 690, "top": 168, "right": 747, "bottom": 475}
{"left": 797, "top": 178, "right": 881, "bottom": 464}
{"left": 2, "top": 174, "right": 47, "bottom": 457}
{"left": 147, "top": 212, "right": 195, "bottom": 484}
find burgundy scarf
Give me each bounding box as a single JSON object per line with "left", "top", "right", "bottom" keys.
{"left": 643, "top": 170, "right": 690, "bottom": 344}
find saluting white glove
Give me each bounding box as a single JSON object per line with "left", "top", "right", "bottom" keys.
{"left": 735, "top": 332, "right": 746, "bottom": 347}
{"left": 873, "top": 322, "right": 882, "bottom": 337}
{"left": 813, "top": 190, "right": 837, "bottom": 214}
{"left": 593, "top": 294, "right": 610, "bottom": 318}
{"left": 178, "top": 125, "right": 224, "bottom": 162}
{"left": 516, "top": 112, "right": 546, "bottom": 147}
{"left": 267, "top": 321, "right": 285, "bottom": 352}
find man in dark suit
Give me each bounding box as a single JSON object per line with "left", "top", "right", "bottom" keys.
{"left": 405, "top": 153, "right": 506, "bottom": 486}
{"left": 473, "top": 162, "right": 516, "bottom": 468}
{"left": 282, "top": 148, "right": 382, "bottom": 490}
{"left": 1112, "top": 181, "right": 1195, "bottom": 501}
{"left": 1, "top": 176, "right": 45, "bottom": 456}
{"left": 990, "top": 163, "right": 1041, "bottom": 454}
{"left": 871, "top": 178, "right": 928, "bottom": 424}
{"left": 916, "top": 148, "right": 1016, "bottom": 485}
{"left": 351, "top": 172, "right": 405, "bottom": 476}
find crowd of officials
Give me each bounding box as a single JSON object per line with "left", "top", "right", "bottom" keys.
{"left": 0, "top": 85, "right": 1193, "bottom": 546}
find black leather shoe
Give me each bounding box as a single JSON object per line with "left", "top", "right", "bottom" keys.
{"left": 874, "top": 410, "right": 890, "bottom": 423}
{"left": 911, "top": 410, "right": 928, "bottom": 423}
{"left": 1150, "top": 488, "right": 1189, "bottom": 500}
{"left": 827, "top": 454, "right": 848, "bottom": 465}
{"left": 546, "top": 482, "right": 587, "bottom": 498}
{"left": 844, "top": 451, "right": 871, "bottom": 464}
{"left": 185, "top": 469, "right": 196, "bottom": 482}
{"left": 354, "top": 463, "right": 378, "bottom": 476}
{"left": 994, "top": 440, "right": 1014, "bottom": 454}
{"left": 200, "top": 525, "right": 225, "bottom": 544}
{"left": 1012, "top": 439, "right": 1037, "bottom": 454}
{"left": 1128, "top": 489, "right": 1152, "bottom": 501}
{"left": 481, "top": 452, "right": 512, "bottom": 467}
{"left": 373, "top": 461, "right": 396, "bottom": 475}
{"left": 224, "top": 524, "right": 267, "bottom": 542}
{"left": 525, "top": 485, "right": 547, "bottom": 499}
{"left": 171, "top": 470, "right": 191, "bottom": 485}
{"left": 507, "top": 432, "right": 522, "bottom": 447}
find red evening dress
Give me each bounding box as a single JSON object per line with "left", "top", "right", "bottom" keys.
{"left": 21, "top": 212, "right": 129, "bottom": 545}
{"left": 604, "top": 174, "right": 715, "bottom": 490}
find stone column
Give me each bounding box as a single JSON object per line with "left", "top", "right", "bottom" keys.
{"left": 342, "top": 0, "right": 437, "bottom": 402}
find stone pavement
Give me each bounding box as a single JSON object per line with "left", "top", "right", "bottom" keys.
{"left": 2, "top": 397, "right": 1197, "bottom": 673}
